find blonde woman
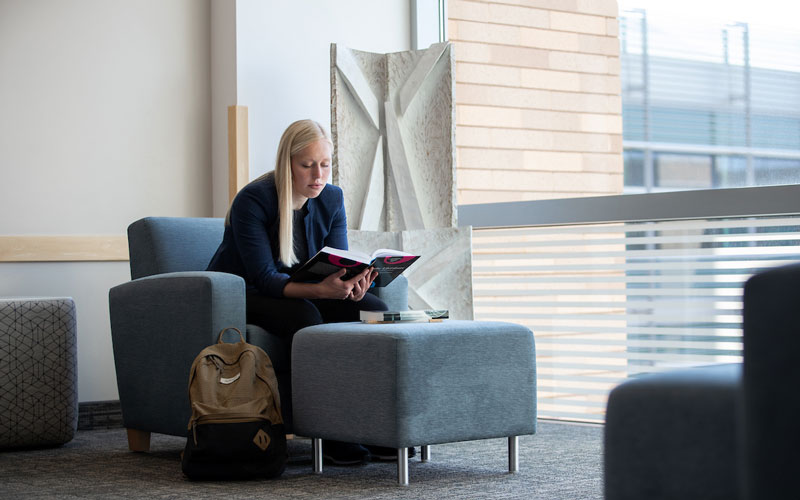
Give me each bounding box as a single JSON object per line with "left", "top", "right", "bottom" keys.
{"left": 207, "top": 119, "right": 394, "bottom": 464}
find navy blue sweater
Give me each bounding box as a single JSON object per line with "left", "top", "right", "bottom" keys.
{"left": 206, "top": 173, "right": 348, "bottom": 297}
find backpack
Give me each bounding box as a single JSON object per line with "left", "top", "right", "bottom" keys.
{"left": 181, "top": 327, "right": 287, "bottom": 480}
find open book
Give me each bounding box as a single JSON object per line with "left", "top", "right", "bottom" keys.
{"left": 289, "top": 246, "right": 420, "bottom": 287}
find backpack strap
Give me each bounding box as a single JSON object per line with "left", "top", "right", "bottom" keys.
{"left": 217, "top": 327, "right": 245, "bottom": 344}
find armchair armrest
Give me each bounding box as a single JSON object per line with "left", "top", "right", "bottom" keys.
{"left": 109, "top": 271, "right": 246, "bottom": 436}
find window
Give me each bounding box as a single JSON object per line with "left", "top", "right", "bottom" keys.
{"left": 620, "top": 8, "right": 800, "bottom": 193}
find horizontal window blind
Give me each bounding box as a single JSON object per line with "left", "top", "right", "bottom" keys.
{"left": 471, "top": 216, "right": 800, "bottom": 422}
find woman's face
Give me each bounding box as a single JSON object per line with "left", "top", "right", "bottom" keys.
{"left": 290, "top": 139, "right": 332, "bottom": 208}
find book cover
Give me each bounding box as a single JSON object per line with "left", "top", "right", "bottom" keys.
{"left": 359, "top": 309, "right": 450, "bottom": 323}
{"left": 289, "top": 246, "right": 420, "bottom": 287}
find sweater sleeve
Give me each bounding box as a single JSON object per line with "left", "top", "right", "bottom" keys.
{"left": 228, "top": 188, "right": 290, "bottom": 298}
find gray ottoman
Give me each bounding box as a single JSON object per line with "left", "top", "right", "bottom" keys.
{"left": 291, "top": 320, "right": 537, "bottom": 485}
{"left": 0, "top": 298, "right": 78, "bottom": 449}
{"left": 604, "top": 363, "right": 741, "bottom": 500}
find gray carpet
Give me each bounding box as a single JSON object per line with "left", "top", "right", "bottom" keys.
{"left": 0, "top": 420, "right": 603, "bottom": 499}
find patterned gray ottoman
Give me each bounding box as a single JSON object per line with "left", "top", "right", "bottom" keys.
{"left": 0, "top": 298, "right": 78, "bottom": 449}
{"left": 291, "top": 320, "right": 537, "bottom": 485}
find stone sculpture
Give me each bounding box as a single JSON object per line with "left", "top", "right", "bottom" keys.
{"left": 331, "top": 42, "right": 473, "bottom": 319}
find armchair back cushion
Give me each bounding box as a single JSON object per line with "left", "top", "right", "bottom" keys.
{"left": 127, "top": 216, "right": 409, "bottom": 310}
{"left": 128, "top": 217, "right": 224, "bottom": 278}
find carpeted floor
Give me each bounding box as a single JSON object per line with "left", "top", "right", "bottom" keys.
{"left": 0, "top": 420, "right": 603, "bottom": 499}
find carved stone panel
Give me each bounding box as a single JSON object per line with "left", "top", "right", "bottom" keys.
{"left": 331, "top": 43, "right": 456, "bottom": 232}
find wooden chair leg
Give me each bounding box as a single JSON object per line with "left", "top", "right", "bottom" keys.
{"left": 126, "top": 428, "right": 151, "bottom": 452}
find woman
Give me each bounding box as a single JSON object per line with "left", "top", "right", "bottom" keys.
{"left": 207, "top": 119, "right": 399, "bottom": 464}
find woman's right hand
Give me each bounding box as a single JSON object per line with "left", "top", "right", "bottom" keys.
{"left": 316, "top": 268, "right": 370, "bottom": 300}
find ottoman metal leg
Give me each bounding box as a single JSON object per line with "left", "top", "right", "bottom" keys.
{"left": 313, "top": 438, "right": 323, "bottom": 474}
{"left": 509, "top": 436, "right": 519, "bottom": 473}
{"left": 421, "top": 445, "right": 431, "bottom": 462}
{"left": 398, "top": 447, "right": 409, "bottom": 486}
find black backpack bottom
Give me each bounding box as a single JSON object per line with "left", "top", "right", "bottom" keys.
{"left": 182, "top": 420, "right": 287, "bottom": 480}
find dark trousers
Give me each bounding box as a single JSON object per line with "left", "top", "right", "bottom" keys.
{"left": 246, "top": 292, "right": 387, "bottom": 344}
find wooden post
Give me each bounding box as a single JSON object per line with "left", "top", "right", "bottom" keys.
{"left": 227, "top": 105, "right": 249, "bottom": 203}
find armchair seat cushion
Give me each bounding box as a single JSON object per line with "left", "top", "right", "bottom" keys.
{"left": 604, "top": 364, "right": 741, "bottom": 500}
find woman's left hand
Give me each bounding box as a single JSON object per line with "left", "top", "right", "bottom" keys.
{"left": 348, "top": 268, "right": 378, "bottom": 301}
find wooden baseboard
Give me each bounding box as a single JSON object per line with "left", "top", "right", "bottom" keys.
{"left": 0, "top": 235, "right": 128, "bottom": 262}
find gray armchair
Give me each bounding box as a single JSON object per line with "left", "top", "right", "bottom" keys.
{"left": 604, "top": 263, "right": 800, "bottom": 500}
{"left": 109, "top": 217, "right": 407, "bottom": 451}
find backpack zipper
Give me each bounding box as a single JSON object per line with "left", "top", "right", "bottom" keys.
{"left": 191, "top": 412, "right": 270, "bottom": 445}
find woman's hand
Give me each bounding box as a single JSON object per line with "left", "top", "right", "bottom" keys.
{"left": 313, "top": 268, "right": 354, "bottom": 299}
{"left": 347, "top": 268, "right": 378, "bottom": 302}
{"left": 283, "top": 267, "right": 377, "bottom": 301}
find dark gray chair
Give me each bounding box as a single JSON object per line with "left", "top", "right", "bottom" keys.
{"left": 604, "top": 263, "right": 800, "bottom": 500}
{"left": 109, "top": 217, "right": 407, "bottom": 451}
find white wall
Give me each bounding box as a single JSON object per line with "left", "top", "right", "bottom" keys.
{"left": 0, "top": 0, "right": 212, "bottom": 234}
{"left": 1, "top": 0, "right": 415, "bottom": 402}
{"left": 210, "top": 0, "right": 238, "bottom": 218}
{"left": 0, "top": 0, "right": 213, "bottom": 401}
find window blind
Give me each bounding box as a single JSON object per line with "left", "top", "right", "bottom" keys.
{"left": 471, "top": 216, "right": 800, "bottom": 422}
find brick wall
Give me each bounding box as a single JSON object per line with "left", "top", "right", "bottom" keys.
{"left": 449, "top": 0, "right": 623, "bottom": 204}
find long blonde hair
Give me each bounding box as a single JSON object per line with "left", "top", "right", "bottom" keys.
{"left": 272, "top": 119, "right": 332, "bottom": 267}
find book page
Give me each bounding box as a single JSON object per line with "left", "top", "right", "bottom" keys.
{"left": 370, "top": 248, "right": 415, "bottom": 259}
{"left": 320, "top": 246, "right": 371, "bottom": 264}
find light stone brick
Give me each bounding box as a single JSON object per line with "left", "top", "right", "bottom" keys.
{"left": 459, "top": 168, "right": 557, "bottom": 191}
{"left": 549, "top": 11, "right": 607, "bottom": 35}
{"left": 579, "top": 73, "right": 620, "bottom": 95}
{"left": 457, "top": 62, "right": 522, "bottom": 86}
{"left": 455, "top": 125, "right": 493, "bottom": 149}
{"left": 609, "top": 134, "right": 623, "bottom": 153}
{"left": 609, "top": 95, "right": 622, "bottom": 113}
{"left": 521, "top": 67, "right": 581, "bottom": 91}
{"left": 607, "top": 56, "right": 621, "bottom": 75}
{"left": 520, "top": 27, "right": 580, "bottom": 51}
{"left": 579, "top": 113, "right": 623, "bottom": 134}
{"left": 582, "top": 153, "right": 624, "bottom": 173}
{"left": 449, "top": 0, "right": 490, "bottom": 22}
{"left": 548, "top": 51, "right": 610, "bottom": 73}
{"left": 606, "top": 17, "right": 620, "bottom": 37}
{"left": 549, "top": 91, "right": 619, "bottom": 113}
{"left": 456, "top": 83, "right": 553, "bottom": 109}
{"left": 488, "top": 44, "right": 550, "bottom": 68}
{"left": 449, "top": 19, "right": 459, "bottom": 39}
{"left": 452, "top": 41, "right": 492, "bottom": 64}
{"left": 551, "top": 131, "right": 614, "bottom": 153}
{"left": 474, "top": 0, "right": 579, "bottom": 12}
{"left": 488, "top": 3, "right": 549, "bottom": 28}
{"left": 457, "top": 147, "right": 527, "bottom": 169}
{"left": 521, "top": 109, "right": 581, "bottom": 132}
{"left": 456, "top": 126, "right": 556, "bottom": 150}
{"left": 578, "top": 34, "right": 620, "bottom": 56}
{"left": 576, "top": 0, "right": 619, "bottom": 18}
{"left": 458, "top": 187, "right": 625, "bottom": 204}
{"left": 455, "top": 19, "right": 522, "bottom": 45}
{"left": 457, "top": 189, "right": 529, "bottom": 205}
{"left": 457, "top": 105, "right": 524, "bottom": 128}
{"left": 523, "top": 150, "right": 584, "bottom": 171}
{"left": 552, "top": 171, "right": 621, "bottom": 192}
